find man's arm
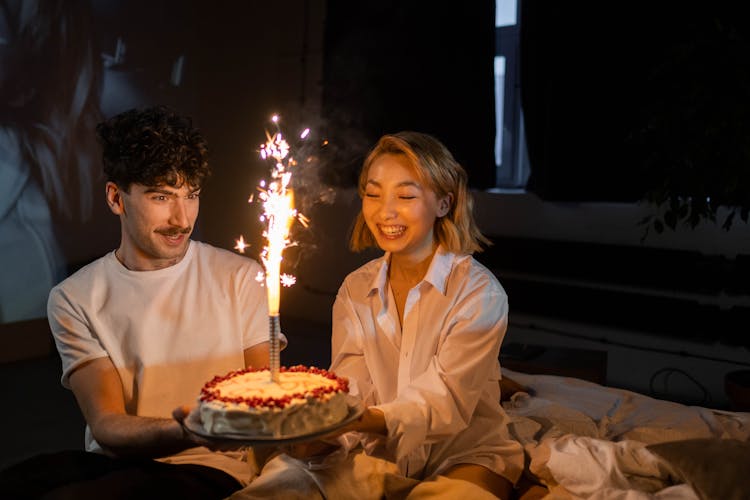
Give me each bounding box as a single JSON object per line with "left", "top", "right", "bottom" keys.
{"left": 69, "top": 356, "right": 193, "bottom": 458}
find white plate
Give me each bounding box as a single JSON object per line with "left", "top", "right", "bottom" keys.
{"left": 183, "top": 397, "right": 365, "bottom": 446}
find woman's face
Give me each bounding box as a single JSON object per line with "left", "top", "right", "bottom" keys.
{"left": 362, "top": 153, "right": 450, "bottom": 262}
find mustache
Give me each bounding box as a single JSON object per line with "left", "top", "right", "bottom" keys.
{"left": 155, "top": 226, "right": 192, "bottom": 236}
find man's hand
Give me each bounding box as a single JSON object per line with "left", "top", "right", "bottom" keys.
{"left": 172, "top": 405, "right": 247, "bottom": 452}
{"left": 70, "top": 357, "right": 195, "bottom": 458}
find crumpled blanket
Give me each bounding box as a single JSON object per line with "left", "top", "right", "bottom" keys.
{"left": 229, "top": 369, "right": 749, "bottom": 499}
{"left": 501, "top": 369, "right": 750, "bottom": 499}
{"left": 228, "top": 450, "right": 500, "bottom": 500}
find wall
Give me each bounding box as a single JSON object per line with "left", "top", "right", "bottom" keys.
{"left": 280, "top": 189, "right": 750, "bottom": 408}
{"left": 0, "top": 0, "right": 329, "bottom": 353}
{"left": 475, "top": 191, "right": 750, "bottom": 408}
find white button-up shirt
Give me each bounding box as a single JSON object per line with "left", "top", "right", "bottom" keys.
{"left": 331, "top": 246, "right": 523, "bottom": 481}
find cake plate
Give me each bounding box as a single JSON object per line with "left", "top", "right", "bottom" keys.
{"left": 182, "top": 397, "right": 365, "bottom": 446}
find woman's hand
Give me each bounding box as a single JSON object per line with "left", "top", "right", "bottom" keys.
{"left": 282, "top": 439, "right": 340, "bottom": 460}
{"left": 343, "top": 406, "right": 387, "bottom": 435}
{"left": 282, "top": 406, "right": 387, "bottom": 460}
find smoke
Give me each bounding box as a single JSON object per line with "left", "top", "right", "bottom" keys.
{"left": 250, "top": 112, "right": 369, "bottom": 272}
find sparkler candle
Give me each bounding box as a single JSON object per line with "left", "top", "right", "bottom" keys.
{"left": 237, "top": 115, "right": 308, "bottom": 383}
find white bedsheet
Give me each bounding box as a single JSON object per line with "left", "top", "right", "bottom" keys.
{"left": 229, "top": 369, "right": 748, "bottom": 499}
{"left": 502, "top": 369, "right": 750, "bottom": 499}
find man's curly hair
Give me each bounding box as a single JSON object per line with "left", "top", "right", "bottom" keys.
{"left": 96, "top": 105, "right": 211, "bottom": 191}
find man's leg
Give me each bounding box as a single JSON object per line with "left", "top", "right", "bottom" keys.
{"left": 0, "top": 450, "right": 240, "bottom": 500}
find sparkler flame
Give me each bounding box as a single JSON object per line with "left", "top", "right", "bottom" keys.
{"left": 233, "top": 116, "right": 309, "bottom": 313}
{"left": 234, "top": 115, "right": 311, "bottom": 382}
{"left": 234, "top": 235, "right": 248, "bottom": 254}
{"left": 260, "top": 179, "right": 296, "bottom": 316}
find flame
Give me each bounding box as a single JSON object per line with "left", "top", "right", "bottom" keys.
{"left": 234, "top": 235, "right": 249, "bottom": 254}
{"left": 232, "top": 115, "right": 312, "bottom": 383}
{"left": 260, "top": 185, "right": 295, "bottom": 316}
{"left": 254, "top": 117, "right": 308, "bottom": 316}
{"left": 233, "top": 116, "right": 309, "bottom": 316}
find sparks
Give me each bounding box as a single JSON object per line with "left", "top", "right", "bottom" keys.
{"left": 255, "top": 116, "right": 310, "bottom": 316}
{"left": 235, "top": 115, "right": 312, "bottom": 384}
{"left": 234, "top": 235, "right": 249, "bottom": 254}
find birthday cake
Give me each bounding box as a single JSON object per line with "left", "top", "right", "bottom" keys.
{"left": 198, "top": 365, "right": 350, "bottom": 438}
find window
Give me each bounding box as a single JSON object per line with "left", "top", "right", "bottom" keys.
{"left": 494, "top": 0, "right": 529, "bottom": 190}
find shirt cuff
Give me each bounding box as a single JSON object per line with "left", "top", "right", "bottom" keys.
{"left": 373, "top": 400, "right": 428, "bottom": 462}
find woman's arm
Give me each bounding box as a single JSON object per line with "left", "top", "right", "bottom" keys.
{"left": 330, "top": 284, "right": 376, "bottom": 404}
{"left": 376, "top": 287, "right": 508, "bottom": 458}
{"left": 282, "top": 283, "right": 384, "bottom": 460}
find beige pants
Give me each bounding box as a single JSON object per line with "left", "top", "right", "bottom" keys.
{"left": 228, "top": 451, "right": 501, "bottom": 500}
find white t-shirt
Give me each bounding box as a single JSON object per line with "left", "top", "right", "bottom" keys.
{"left": 331, "top": 246, "right": 524, "bottom": 482}
{"left": 47, "top": 240, "right": 270, "bottom": 484}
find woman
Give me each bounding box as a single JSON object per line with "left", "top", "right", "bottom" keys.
{"left": 231, "top": 132, "right": 524, "bottom": 500}
{"left": 328, "top": 131, "right": 523, "bottom": 498}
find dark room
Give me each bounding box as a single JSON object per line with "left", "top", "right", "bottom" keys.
{"left": 1, "top": 1, "right": 748, "bottom": 498}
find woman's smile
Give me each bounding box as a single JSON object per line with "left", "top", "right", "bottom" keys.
{"left": 378, "top": 224, "right": 406, "bottom": 238}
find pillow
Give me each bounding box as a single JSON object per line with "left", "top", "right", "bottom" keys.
{"left": 647, "top": 438, "right": 750, "bottom": 500}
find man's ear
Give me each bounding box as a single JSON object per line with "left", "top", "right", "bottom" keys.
{"left": 437, "top": 192, "right": 453, "bottom": 218}
{"left": 106, "top": 182, "right": 125, "bottom": 215}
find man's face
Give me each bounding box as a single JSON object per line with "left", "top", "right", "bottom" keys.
{"left": 107, "top": 181, "right": 200, "bottom": 270}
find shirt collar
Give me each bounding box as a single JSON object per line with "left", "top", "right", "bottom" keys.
{"left": 367, "top": 245, "right": 453, "bottom": 298}
{"left": 423, "top": 245, "right": 452, "bottom": 296}
{"left": 367, "top": 254, "right": 390, "bottom": 303}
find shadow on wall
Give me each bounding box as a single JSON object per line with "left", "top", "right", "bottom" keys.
{"left": 0, "top": 0, "right": 103, "bottom": 324}
{"left": 1, "top": 0, "right": 198, "bottom": 325}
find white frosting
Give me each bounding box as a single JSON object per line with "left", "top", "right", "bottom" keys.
{"left": 199, "top": 369, "right": 349, "bottom": 438}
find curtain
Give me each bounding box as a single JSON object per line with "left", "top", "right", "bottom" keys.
{"left": 321, "top": 0, "right": 496, "bottom": 188}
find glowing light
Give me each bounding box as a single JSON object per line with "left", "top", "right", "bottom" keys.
{"left": 234, "top": 235, "right": 249, "bottom": 254}
{"left": 234, "top": 115, "right": 311, "bottom": 383}
{"left": 254, "top": 117, "right": 310, "bottom": 315}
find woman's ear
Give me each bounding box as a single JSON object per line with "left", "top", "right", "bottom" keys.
{"left": 437, "top": 192, "right": 453, "bottom": 218}
{"left": 105, "top": 182, "right": 125, "bottom": 215}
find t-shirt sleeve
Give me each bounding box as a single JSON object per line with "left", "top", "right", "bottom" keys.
{"left": 47, "top": 285, "right": 108, "bottom": 389}
{"left": 238, "top": 259, "right": 274, "bottom": 350}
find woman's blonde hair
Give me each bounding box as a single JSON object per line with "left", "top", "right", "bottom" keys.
{"left": 350, "top": 131, "right": 491, "bottom": 254}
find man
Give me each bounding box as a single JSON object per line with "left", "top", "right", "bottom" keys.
{"left": 0, "top": 106, "right": 271, "bottom": 499}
